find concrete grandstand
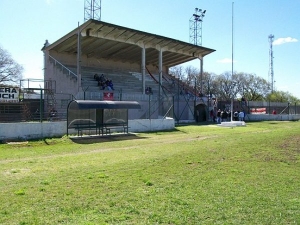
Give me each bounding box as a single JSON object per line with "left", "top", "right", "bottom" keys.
{"left": 42, "top": 19, "right": 216, "bottom": 122}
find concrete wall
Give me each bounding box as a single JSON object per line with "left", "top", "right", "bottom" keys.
{"left": 0, "top": 118, "right": 175, "bottom": 141}
{"left": 129, "top": 118, "right": 175, "bottom": 132}
{"left": 0, "top": 122, "right": 66, "bottom": 141}
{"left": 247, "top": 114, "right": 300, "bottom": 121}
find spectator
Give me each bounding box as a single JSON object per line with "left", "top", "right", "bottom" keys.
{"left": 216, "top": 109, "right": 221, "bottom": 124}
{"left": 49, "top": 108, "right": 57, "bottom": 121}
{"left": 99, "top": 74, "right": 105, "bottom": 82}
{"left": 239, "top": 111, "right": 245, "bottom": 121}
{"left": 272, "top": 109, "right": 277, "bottom": 115}
{"left": 98, "top": 80, "right": 106, "bottom": 90}
{"left": 233, "top": 111, "right": 239, "bottom": 121}
{"left": 145, "top": 87, "right": 153, "bottom": 95}
{"left": 221, "top": 110, "right": 228, "bottom": 122}
{"left": 107, "top": 80, "right": 114, "bottom": 91}
{"left": 227, "top": 110, "right": 231, "bottom": 121}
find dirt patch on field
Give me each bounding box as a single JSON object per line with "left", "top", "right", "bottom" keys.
{"left": 279, "top": 135, "right": 300, "bottom": 162}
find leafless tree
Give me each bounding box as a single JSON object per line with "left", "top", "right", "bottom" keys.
{"left": 0, "top": 46, "right": 23, "bottom": 85}
{"left": 169, "top": 65, "right": 185, "bottom": 80}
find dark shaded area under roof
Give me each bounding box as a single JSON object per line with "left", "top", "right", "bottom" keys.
{"left": 68, "top": 100, "right": 141, "bottom": 110}
{"left": 45, "top": 19, "right": 215, "bottom": 68}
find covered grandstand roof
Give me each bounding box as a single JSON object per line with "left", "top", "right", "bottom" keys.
{"left": 44, "top": 19, "right": 215, "bottom": 68}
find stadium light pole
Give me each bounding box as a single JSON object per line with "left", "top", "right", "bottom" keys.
{"left": 189, "top": 8, "right": 206, "bottom": 46}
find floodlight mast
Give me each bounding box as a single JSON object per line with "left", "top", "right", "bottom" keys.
{"left": 268, "top": 34, "right": 275, "bottom": 93}
{"left": 84, "top": 0, "right": 102, "bottom": 21}
{"left": 189, "top": 8, "right": 206, "bottom": 46}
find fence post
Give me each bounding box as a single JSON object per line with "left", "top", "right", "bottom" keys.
{"left": 40, "top": 89, "right": 43, "bottom": 123}
{"left": 148, "top": 94, "right": 151, "bottom": 119}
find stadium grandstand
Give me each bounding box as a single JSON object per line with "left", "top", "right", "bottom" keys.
{"left": 41, "top": 19, "right": 216, "bottom": 122}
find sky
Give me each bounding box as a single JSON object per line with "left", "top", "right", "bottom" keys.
{"left": 0, "top": 0, "right": 299, "bottom": 98}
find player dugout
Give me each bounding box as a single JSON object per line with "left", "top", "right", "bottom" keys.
{"left": 67, "top": 100, "right": 141, "bottom": 135}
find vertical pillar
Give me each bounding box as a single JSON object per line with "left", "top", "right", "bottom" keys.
{"left": 141, "top": 47, "right": 146, "bottom": 94}
{"left": 77, "top": 23, "right": 82, "bottom": 92}
{"left": 42, "top": 40, "right": 50, "bottom": 84}
{"left": 199, "top": 56, "right": 203, "bottom": 95}
{"left": 158, "top": 48, "right": 163, "bottom": 98}
{"left": 158, "top": 49, "right": 163, "bottom": 117}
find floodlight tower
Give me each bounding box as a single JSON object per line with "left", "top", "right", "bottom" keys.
{"left": 189, "top": 8, "right": 206, "bottom": 46}
{"left": 84, "top": 0, "right": 102, "bottom": 21}
{"left": 268, "top": 34, "right": 275, "bottom": 93}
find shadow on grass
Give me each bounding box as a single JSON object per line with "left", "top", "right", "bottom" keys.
{"left": 175, "top": 121, "right": 215, "bottom": 127}
{"left": 69, "top": 133, "right": 147, "bottom": 144}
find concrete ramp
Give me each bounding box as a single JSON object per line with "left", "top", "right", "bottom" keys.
{"left": 218, "top": 121, "right": 246, "bottom": 127}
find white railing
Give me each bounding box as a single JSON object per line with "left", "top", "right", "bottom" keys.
{"left": 48, "top": 55, "right": 77, "bottom": 79}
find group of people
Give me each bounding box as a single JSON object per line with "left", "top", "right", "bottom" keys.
{"left": 233, "top": 110, "right": 245, "bottom": 121}
{"left": 214, "top": 109, "right": 245, "bottom": 124}
{"left": 94, "top": 73, "right": 114, "bottom": 91}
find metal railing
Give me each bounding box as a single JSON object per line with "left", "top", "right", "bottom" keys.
{"left": 48, "top": 55, "right": 77, "bottom": 79}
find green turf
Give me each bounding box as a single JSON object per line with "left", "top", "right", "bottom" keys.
{"left": 0, "top": 121, "right": 299, "bottom": 224}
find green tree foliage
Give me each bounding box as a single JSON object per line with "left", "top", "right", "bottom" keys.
{"left": 237, "top": 72, "right": 269, "bottom": 101}
{"left": 266, "top": 91, "right": 300, "bottom": 103}
{"left": 169, "top": 65, "right": 300, "bottom": 102}
{"left": 0, "top": 45, "right": 23, "bottom": 85}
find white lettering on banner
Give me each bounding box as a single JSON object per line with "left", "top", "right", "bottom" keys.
{"left": 0, "top": 87, "right": 19, "bottom": 103}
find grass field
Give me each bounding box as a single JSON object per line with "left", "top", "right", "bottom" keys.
{"left": 0, "top": 121, "right": 299, "bottom": 225}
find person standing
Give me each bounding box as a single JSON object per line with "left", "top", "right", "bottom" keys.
{"left": 216, "top": 109, "right": 221, "bottom": 124}
{"left": 239, "top": 111, "right": 245, "bottom": 121}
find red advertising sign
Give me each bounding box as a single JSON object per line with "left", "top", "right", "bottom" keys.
{"left": 103, "top": 92, "right": 114, "bottom": 100}
{"left": 250, "top": 108, "right": 266, "bottom": 114}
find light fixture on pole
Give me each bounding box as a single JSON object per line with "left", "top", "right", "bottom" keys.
{"left": 189, "top": 8, "right": 206, "bottom": 46}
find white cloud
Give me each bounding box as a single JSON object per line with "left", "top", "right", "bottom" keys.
{"left": 273, "top": 37, "right": 298, "bottom": 45}
{"left": 217, "top": 58, "right": 237, "bottom": 63}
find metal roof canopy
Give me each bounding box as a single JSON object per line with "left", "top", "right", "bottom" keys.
{"left": 68, "top": 100, "right": 141, "bottom": 110}
{"left": 46, "top": 19, "right": 215, "bottom": 68}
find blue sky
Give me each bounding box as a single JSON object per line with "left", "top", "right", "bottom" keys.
{"left": 0, "top": 0, "right": 299, "bottom": 98}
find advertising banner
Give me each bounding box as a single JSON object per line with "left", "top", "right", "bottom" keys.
{"left": 0, "top": 87, "right": 19, "bottom": 103}
{"left": 250, "top": 108, "right": 266, "bottom": 114}
{"left": 103, "top": 92, "right": 114, "bottom": 101}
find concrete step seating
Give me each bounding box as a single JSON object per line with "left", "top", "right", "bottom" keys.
{"left": 65, "top": 66, "right": 182, "bottom": 96}
{"left": 69, "top": 66, "right": 162, "bottom": 94}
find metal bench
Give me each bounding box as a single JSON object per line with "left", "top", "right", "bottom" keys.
{"left": 73, "top": 123, "right": 98, "bottom": 136}
{"left": 100, "top": 122, "right": 129, "bottom": 135}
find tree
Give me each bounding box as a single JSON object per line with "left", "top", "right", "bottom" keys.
{"left": 237, "top": 72, "right": 269, "bottom": 101}
{"left": 169, "top": 66, "right": 185, "bottom": 80}
{"left": 266, "top": 91, "right": 300, "bottom": 103}
{"left": 211, "top": 72, "right": 240, "bottom": 101}
{"left": 0, "top": 46, "right": 23, "bottom": 85}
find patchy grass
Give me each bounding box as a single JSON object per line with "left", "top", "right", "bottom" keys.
{"left": 0, "top": 121, "right": 299, "bottom": 224}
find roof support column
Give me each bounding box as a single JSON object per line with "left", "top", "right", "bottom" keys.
{"left": 141, "top": 46, "right": 146, "bottom": 94}
{"left": 77, "top": 23, "right": 82, "bottom": 92}
{"left": 157, "top": 48, "right": 164, "bottom": 117}
{"left": 158, "top": 48, "right": 163, "bottom": 99}
{"left": 199, "top": 56, "right": 203, "bottom": 95}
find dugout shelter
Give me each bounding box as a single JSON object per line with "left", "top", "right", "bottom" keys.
{"left": 67, "top": 100, "right": 141, "bottom": 135}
